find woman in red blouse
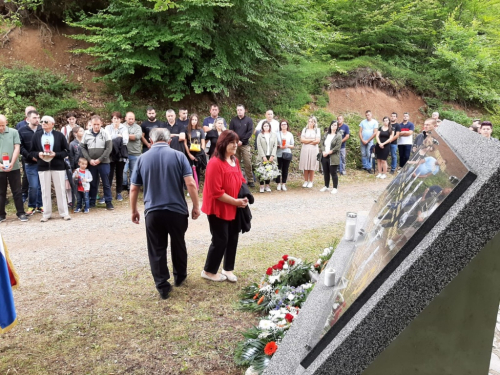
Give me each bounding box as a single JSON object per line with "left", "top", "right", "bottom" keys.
{"left": 201, "top": 130, "right": 249, "bottom": 282}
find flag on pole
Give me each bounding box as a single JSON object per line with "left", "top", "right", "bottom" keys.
{"left": 0, "top": 236, "right": 19, "bottom": 334}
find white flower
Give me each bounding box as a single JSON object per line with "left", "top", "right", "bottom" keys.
{"left": 269, "top": 310, "right": 280, "bottom": 317}
{"left": 259, "top": 285, "right": 272, "bottom": 293}
{"left": 259, "top": 319, "right": 275, "bottom": 330}
{"left": 321, "top": 248, "right": 331, "bottom": 257}
{"left": 269, "top": 275, "right": 280, "bottom": 284}
{"left": 287, "top": 293, "right": 295, "bottom": 301}
{"left": 258, "top": 331, "right": 270, "bottom": 339}
{"left": 316, "top": 258, "right": 322, "bottom": 265}
{"left": 301, "top": 283, "right": 312, "bottom": 290}
{"left": 333, "top": 303, "right": 339, "bottom": 309}
{"left": 283, "top": 264, "right": 289, "bottom": 270}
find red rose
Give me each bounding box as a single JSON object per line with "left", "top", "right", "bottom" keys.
{"left": 282, "top": 255, "right": 288, "bottom": 261}
{"left": 278, "top": 260, "right": 285, "bottom": 266}
{"left": 264, "top": 341, "right": 278, "bottom": 356}
{"left": 272, "top": 264, "right": 278, "bottom": 270}
{"left": 266, "top": 267, "right": 273, "bottom": 276}
{"left": 314, "top": 263, "right": 320, "bottom": 268}
{"left": 277, "top": 263, "right": 283, "bottom": 270}
{"left": 285, "top": 313, "right": 294, "bottom": 323}
{"left": 289, "top": 260, "right": 295, "bottom": 266}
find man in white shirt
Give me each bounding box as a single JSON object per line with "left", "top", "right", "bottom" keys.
{"left": 254, "top": 109, "right": 279, "bottom": 149}
{"left": 358, "top": 110, "right": 378, "bottom": 173}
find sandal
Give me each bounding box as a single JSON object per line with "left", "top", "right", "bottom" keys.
{"left": 201, "top": 270, "right": 227, "bottom": 282}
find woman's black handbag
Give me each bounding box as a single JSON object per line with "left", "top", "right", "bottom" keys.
{"left": 282, "top": 152, "right": 292, "bottom": 161}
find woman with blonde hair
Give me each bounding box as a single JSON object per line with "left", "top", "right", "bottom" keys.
{"left": 299, "top": 116, "right": 321, "bottom": 188}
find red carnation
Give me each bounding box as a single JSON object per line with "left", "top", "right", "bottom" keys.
{"left": 277, "top": 263, "right": 283, "bottom": 270}
{"left": 285, "top": 313, "right": 294, "bottom": 323}
{"left": 289, "top": 260, "right": 295, "bottom": 266}
{"left": 264, "top": 341, "right": 278, "bottom": 356}
{"left": 266, "top": 267, "right": 273, "bottom": 276}
{"left": 282, "top": 255, "right": 289, "bottom": 261}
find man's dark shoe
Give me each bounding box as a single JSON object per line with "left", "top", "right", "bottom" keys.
{"left": 106, "top": 202, "right": 114, "bottom": 210}
{"left": 0, "top": 215, "right": 6, "bottom": 223}
{"left": 390, "top": 170, "right": 395, "bottom": 175}
{"left": 174, "top": 277, "right": 186, "bottom": 287}
{"left": 367, "top": 169, "right": 374, "bottom": 174}
{"left": 18, "top": 214, "right": 28, "bottom": 222}
{"left": 248, "top": 182, "right": 255, "bottom": 188}
{"left": 158, "top": 284, "right": 172, "bottom": 300}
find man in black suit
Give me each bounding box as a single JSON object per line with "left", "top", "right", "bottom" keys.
{"left": 29, "top": 115, "right": 71, "bottom": 222}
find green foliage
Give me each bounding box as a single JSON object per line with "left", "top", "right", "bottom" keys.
{"left": 0, "top": 65, "right": 79, "bottom": 123}
{"left": 422, "top": 98, "right": 472, "bottom": 126}
{"left": 68, "top": 0, "right": 315, "bottom": 101}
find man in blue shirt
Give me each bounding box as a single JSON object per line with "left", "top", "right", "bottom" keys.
{"left": 130, "top": 128, "right": 200, "bottom": 300}
{"left": 358, "top": 110, "right": 378, "bottom": 173}
{"left": 337, "top": 115, "right": 350, "bottom": 175}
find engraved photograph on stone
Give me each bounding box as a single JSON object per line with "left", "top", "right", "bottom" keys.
{"left": 319, "top": 130, "right": 476, "bottom": 337}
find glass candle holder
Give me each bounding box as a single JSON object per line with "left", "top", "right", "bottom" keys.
{"left": 345, "top": 212, "right": 357, "bottom": 241}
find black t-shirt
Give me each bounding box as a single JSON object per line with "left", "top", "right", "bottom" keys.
{"left": 141, "top": 120, "right": 164, "bottom": 151}
{"left": 391, "top": 123, "right": 401, "bottom": 145}
{"left": 166, "top": 123, "right": 186, "bottom": 154}
{"left": 176, "top": 119, "right": 189, "bottom": 129}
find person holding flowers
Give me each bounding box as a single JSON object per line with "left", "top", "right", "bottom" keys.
{"left": 299, "top": 116, "right": 321, "bottom": 188}
{"left": 201, "top": 130, "right": 249, "bottom": 282}
{"left": 256, "top": 121, "right": 278, "bottom": 193}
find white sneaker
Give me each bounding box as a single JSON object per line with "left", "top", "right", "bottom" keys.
{"left": 265, "top": 186, "right": 271, "bottom": 192}
{"left": 277, "top": 183, "right": 281, "bottom": 191}
{"left": 302, "top": 181, "right": 308, "bottom": 188}
{"left": 376, "top": 174, "right": 382, "bottom": 178}
{"left": 260, "top": 186, "right": 264, "bottom": 193}
{"left": 282, "top": 184, "right": 287, "bottom": 191}
{"left": 320, "top": 186, "right": 329, "bottom": 192}
{"left": 331, "top": 188, "right": 338, "bottom": 194}
{"left": 307, "top": 182, "right": 313, "bottom": 188}
{"left": 380, "top": 174, "right": 387, "bottom": 179}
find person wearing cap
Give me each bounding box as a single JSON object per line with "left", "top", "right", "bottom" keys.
{"left": 0, "top": 115, "right": 28, "bottom": 222}
{"left": 29, "top": 115, "right": 71, "bottom": 222}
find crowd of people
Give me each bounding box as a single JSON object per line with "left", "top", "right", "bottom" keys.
{"left": 0, "top": 105, "right": 496, "bottom": 224}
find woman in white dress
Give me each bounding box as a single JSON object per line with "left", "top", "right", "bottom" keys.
{"left": 299, "top": 116, "right": 321, "bottom": 188}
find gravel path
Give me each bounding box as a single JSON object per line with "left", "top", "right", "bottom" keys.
{"left": 4, "top": 178, "right": 389, "bottom": 294}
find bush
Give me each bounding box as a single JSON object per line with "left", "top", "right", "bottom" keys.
{"left": 0, "top": 65, "right": 80, "bottom": 124}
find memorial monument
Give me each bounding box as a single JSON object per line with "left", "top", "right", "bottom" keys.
{"left": 264, "top": 120, "right": 500, "bottom": 375}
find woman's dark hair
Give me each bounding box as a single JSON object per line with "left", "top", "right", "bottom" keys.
{"left": 382, "top": 116, "right": 393, "bottom": 134}
{"left": 111, "top": 111, "right": 122, "bottom": 120}
{"left": 215, "top": 130, "right": 239, "bottom": 161}
{"left": 187, "top": 114, "right": 199, "bottom": 143}
{"left": 325, "top": 121, "right": 338, "bottom": 135}
{"left": 68, "top": 125, "right": 82, "bottom": 143}
{"left": 261, "top": 120, "right": 272, "bottom": 133}
{"left": 279, "top": 119, "right": 290, "bottom": 132}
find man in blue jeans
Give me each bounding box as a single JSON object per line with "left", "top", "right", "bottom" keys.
{"left": 80, "top": 116, "right": 114, "bottom": 210}
{"left": 358, "top": 110, "right": 378, "bottom": 173}
{"left": 337, "top": 115, "right": 350, "bottom": 175}
{"left": 19, "top": 110, "right": 43, "bottom": 215}
{"left": 389, "top": 112, "right": 401, "bottom": 174}
{"left": 122, "top": 112, "right": 142, "bottom": 192}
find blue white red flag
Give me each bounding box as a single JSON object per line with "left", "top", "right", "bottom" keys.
{"left": 0, "top": 236, "right": 18, "bottom": 334}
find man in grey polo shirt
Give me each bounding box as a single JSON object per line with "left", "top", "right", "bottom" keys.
{"left": 0, "top": 115, "right": 27, "bottom": 222}
{"left": 130, "top": 128, "right": 200, "bottom": 300}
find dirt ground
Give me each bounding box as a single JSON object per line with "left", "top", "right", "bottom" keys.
{"left": 328, "top": 87, "right": 427, "bottom": 125}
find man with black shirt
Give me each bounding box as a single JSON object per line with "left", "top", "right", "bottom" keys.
{"left": 229, "top": 104, "right": 254, "bottom": 186}
{"left": 337, "top": 115, "right": 350, "bottom": 175}
{"left": 176, "top": 107, "right": 189, "bottom": 130}
{"left": 203, "top": 104, "right": 226, "bottom": 154}
{"left": 389, "top": 112, "right": 401, "bottom": 174}
{"left": 16, "top": 106, "right": 36, "bottom": 202}
{"left": 165, "top": 109, "right": 186, "bottom": 154}
{"left": 397, "top": 112, "right": 414, "bottom": 169}
{"left": 141, "top": 106, "right": 163, "bottom": 152}
{"left": 19, "top": 110, "right": 43, "bottom": 215}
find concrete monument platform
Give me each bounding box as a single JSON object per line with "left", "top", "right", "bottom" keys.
{"left": 264, "top": 120, "right": 500, "bottom": 375}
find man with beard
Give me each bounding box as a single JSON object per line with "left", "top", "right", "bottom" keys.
{"left": 165, "top": 109, "right": 186, "bottom": 154}
{"left": 141, "top": 106, "right": 164, "bottom": 153}
{"left": 203, "top": 104, "right": 226, "bottom": 155}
